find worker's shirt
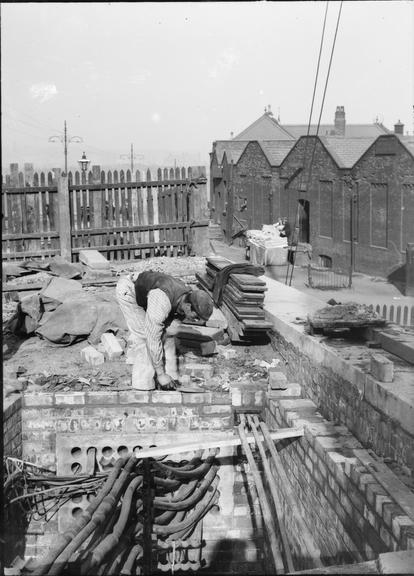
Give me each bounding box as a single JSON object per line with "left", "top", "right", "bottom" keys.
{"left": 145, "top": 288, "right": 173, "bottom": 377}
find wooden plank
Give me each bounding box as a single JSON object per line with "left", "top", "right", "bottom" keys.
{"left": 147, "top": 186, "right": 155, "bottom": 257}
{"left": 3, "top": 186, "right": 57, "bottom": 194}
{"left": 132, "top": 426, "right": 303, "bottom": 460}
{"left": 238, "top": 416, "right": 286, "bottom": 574}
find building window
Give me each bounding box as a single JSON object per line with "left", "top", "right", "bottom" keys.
{"left": 370, "top": 183, "right": 388, "bottom": 248}
{"left": 318, "top": 254, "right": 332, "bottom": 268}
{"left": 343, "top": 183, "right": 359, "bottom": 243}
{"left": 319, "top": 180, "right": 333, "bottom": 238}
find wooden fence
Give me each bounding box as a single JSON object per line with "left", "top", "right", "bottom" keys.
{"left": 2, "top": 165, "right": 209, "bottom": 262}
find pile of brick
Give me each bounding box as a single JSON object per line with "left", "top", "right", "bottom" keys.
{"left": 81, "top": 332, "right": 124, "bottom": 366}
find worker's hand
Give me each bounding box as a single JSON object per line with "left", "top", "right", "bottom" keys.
{"left": 157, "top": 373, "right": 176, "bottom": 391}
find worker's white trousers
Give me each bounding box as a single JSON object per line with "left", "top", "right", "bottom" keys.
{"left": 116, "top": 276, "right": 179, "bottom": 387}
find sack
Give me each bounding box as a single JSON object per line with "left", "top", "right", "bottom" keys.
{"left": 131, "top": 341, "right": 155, "bottom": 390}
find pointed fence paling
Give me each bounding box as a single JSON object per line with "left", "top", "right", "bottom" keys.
{"left": 2, "top": 165, "right": 208, "bottom": 262}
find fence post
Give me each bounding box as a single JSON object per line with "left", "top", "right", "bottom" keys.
{"left": 10, "top": 163, "right": 19, "bottom": 187}
{"left": 24, "top": 163, "right": 34, "bottom": 186}
{"left": 190, "top": 169, "right": 210, "bottom": 256}
{"left": 57, "top": 169, "right": 72, "bottom": 261}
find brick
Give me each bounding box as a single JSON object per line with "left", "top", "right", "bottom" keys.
{"left": 370, "top": 354, "right": 394, "bottom": 382}
{"left": 79, "top": 249, "right": 110, "bottom": 269}
{"left": 100, "top": 332, "right": 123, "bottom": 360}
{"left": 118, "top": 390, "right": 150, "bottom": 404}
{"left": 376, "top": 494, "right": 394, "bottom": 517}
{"left": 55, "top": 392, "right": 85, "bottom": 406}
{"left": 151, "top": 391, "right": 182, "bottom": 404}
{"left": 268, "top": 370, "right": 288, "bottom": 390}
{"left": 86, "top": 391, "right": 119, "bottom": 404}
{"left": 23, "top": 393, "right": 54, "bottom": 407}
{"left": 183, "top": 393, "right": 212, "bottom": 405}
{"left": 391, "top": 515, "right": 414, "bottom": 542}
{"left": 383, "top": 503, "right": 406, "bottom": 530}
{"left": 81, "top": 345, "right": 105, "bottom": 366}
{"left": 269, "top": 383, "right": 301, "bottom": 397}
{"left": 203, "top": 404, "right": 231, "bottom": 414}
{"left": 366, "top": 482, "right": 387, "bottom": 508}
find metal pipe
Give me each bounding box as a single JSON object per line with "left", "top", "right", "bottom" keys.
{"left": 238, "top": 414, "right": 285, "bottom": 574}
{"left": 248, "top": 415, "right": 294, "bottom": 573}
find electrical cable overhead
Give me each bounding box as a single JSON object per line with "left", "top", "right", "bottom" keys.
{"left": 286, "top": 0, "right": 343, "bottom": 287}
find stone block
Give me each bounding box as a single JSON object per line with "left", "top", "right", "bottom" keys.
{"left": 378, "top": 550, "right": 414, "bottom": 574}
{"left": 268, "top": 370, "right": 288, "bottom": 390}
{"left": 118, "top": 390, "right": 150, "bottom": 404}
{"left": 23, "top": 393, "right": 54, "bottom": 407}
{"left": 100, "top": 332, "right": 123, "bottom": 360}
{"left": 182, "top": 392, "right": 212, "bottom": 405}
{"left": 370, "top": 354, "right": 394, "bottom": 382}
{"left": 81, "top": 345, "right": 105, "bottom": 366}
{"left": 79, "top": 249, "right": 110, "bottom": 270}
{"left": 55, "top": 392, "right": 85, "bottom": 405}
{"left": 269, "top": 383, "right": 301, "bottom": 397}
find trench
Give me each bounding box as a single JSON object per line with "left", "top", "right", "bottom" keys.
{"left": 4, "top": 368, "right": 414, "bottom": 576}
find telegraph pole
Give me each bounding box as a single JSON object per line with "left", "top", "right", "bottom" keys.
{"left": 120, "top": 144, "right": 144, "bottom": 176}
{"left": 49, "top": 121, "right": 83, "bottom": 174}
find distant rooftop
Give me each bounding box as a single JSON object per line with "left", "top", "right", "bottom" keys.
{"left": 233, "top": 107, "right": 391, "bottom": 141}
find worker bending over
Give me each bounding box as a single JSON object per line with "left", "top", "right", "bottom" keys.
{"left": 116, "top": 270, "right": 213, "bottom": 391}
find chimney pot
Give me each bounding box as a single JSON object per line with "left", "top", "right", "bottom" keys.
{"left": 334, "top": 106, "right": 346, "bottom": 136}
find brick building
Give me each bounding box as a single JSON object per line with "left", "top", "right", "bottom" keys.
{"left": 210, "top": 108, "right": 414, "bottom": 278}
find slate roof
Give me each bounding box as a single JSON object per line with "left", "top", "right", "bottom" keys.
{"left": 286, "top": 123, "right": 391, "bottom": 139}
{"left": 319, "top": 137, "right": 376, "bottom": 168}
{"left": 213, "top": 141, "right": 248, "bottom": 164}
{"left": 259, "top": 141, "right": 296, "bottom": 166}
{"left": 233, "top": 112, "right": 391, "bottom": 141}
{"left": 398, "top": 135, "right": 414, "bottom": 159}
{"left": 233, "top": 114, "right": 295, "bottom": 141}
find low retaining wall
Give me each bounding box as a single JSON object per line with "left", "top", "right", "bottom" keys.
{"left": 263, "top": 278, "right": 414, "bottom": 474}
{"left": 265, "top": 391, "right": 414, "bottom": 570}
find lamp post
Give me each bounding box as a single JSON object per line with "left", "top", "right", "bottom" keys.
{"left": 120, "top": 143, "right": 144, "bottom": 178}
{"left": 78, "top": 151, "right": 90, "bottom": 174}
{"left": 49, "top": 120, "right": 83, "bottom": 175}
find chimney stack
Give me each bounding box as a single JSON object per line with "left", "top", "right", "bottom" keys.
{"left": 394, "top": 120, "right": 404, "bottom": 135}
{"left": 334, "top": 106, "right": 346, "bottom": 136}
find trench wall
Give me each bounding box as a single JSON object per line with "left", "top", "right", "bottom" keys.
{"left": 265, "top": 391, "right": 414, "bottom": 571}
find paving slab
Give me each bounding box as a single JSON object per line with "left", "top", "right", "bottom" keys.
{"left": 79, "top": 249, "right": 110, "bottom": 270}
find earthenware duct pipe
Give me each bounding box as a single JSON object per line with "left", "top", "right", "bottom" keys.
{"left": 26, "top": 456, "right": 130, "bottom": 576}
{"left": 256, "top": 417, "right": 324, "bottom": 568}
{"left": 89, "top": 476, "right": 143, "bottom": 569}
{"left": 238, "top": 414, "right": 285, "bottom": 574}
{"left": 46, "top": 455, "right": 139, "bottom": 576}
{"left": 247, "top": 414, "right": 294, "bottom": 573}
{"left": 154, "top": 478, "right": 199, "bottom": 525}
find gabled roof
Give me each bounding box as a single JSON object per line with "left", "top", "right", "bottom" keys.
{"left": 397, "top": 135, "right": 414, "bottom": 160}
{"left": 259, "top": 141, "right": 297, "bottom": 166}
{"left": 319, "top": 137, "right": 376, "bottom": 168}
{"left": 233, "top": 113, "right": 295, "bottom": 141}
{"left": 213, "top": 141, "right": 248, "bottom": 164}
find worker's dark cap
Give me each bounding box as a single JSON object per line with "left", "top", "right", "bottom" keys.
{"left": 188, "top": 289, "right": 214, "bottom": 321}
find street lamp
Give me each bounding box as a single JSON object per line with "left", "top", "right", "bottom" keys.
{"left": 49, "top": 120, "right": 83, "bottom": 174}
{"left": 78, "top": 151, "right": 90, "bottom": 173}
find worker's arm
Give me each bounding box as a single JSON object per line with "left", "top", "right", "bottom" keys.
{"left": 144, "top": 289, "right": 172, "bottom": 378}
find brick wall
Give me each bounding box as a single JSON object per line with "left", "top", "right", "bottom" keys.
{"left": 4, "top": 395, "right": 22, "bottom": 458}
{"left": 265, "top": 392, "right": 414, "bottom": 569}
{"left": 17, "top": 385, "right": 267, "bottom": 570}
{"left": 270, "top": 329, "right": 414, "bottom": 474}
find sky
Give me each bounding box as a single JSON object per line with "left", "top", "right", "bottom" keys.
{"left": 1, "top": 1, "right": 413, "bottom": 171}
